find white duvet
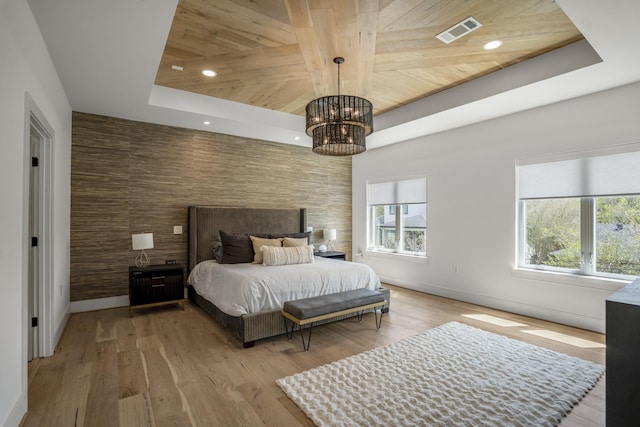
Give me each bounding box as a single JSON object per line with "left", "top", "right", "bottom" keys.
{"left": 187, "top": 257, "right": 381, "bottom": 316}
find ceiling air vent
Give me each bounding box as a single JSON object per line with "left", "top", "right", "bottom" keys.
{"left": 436, "top": 17, "right": 482, "bottom": 44}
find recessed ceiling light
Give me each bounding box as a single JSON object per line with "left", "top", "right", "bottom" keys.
{"left": 483, "top": 40, "right": 503, "bottom": 50}
{"left": 203, "top": 120, "right": 210, "bottom": 125}
{"left": 294, "top": 136, "right": 300, "bottom": 141}
{"left": 202, "top": 69, "right": 217, "bottom": 77}
{"left": 171, "top": 65, "right": 184, "bottom": 71}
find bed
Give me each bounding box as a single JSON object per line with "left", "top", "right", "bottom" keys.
{"left": 187, "top": 206, "right": 390, "bottom": 347}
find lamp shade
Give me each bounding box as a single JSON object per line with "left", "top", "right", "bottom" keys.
{"left": 132, "top": 233, "right": 154, "bottom": 250}
{"left": 305, "top": 58, "right": 373, "bottom": 156}
{"left": 323, "top": 229, "right": 337, "bottom": 241}
{"left": 306, "top": 95, "right": 372, "bottom": 156}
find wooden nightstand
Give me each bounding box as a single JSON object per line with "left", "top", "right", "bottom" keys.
{"left": 314, "top": 250, "right": 347, "bottom": 260}
{"left": 129, "top": 264, "right": 184, "bottom": 315}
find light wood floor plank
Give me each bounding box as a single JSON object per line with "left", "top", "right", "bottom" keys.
{"left": 51, "top": 362, "right": 92, "bottom": 426}
{"left": 115, "top": 313, "right": 138, "bottom": 353}
{"left": 118, "top": 393, "right": 156, "bottom": 427}
{"left": 142, "top": 347, "right": 193, "bottom": 426}
{"left": 117, "top": 350, "right": 147, "bottom": 399}
{"left": 83, "top": 341, "right": 119, "bottom": 427}
{"left": 23, "top": 285, "right": 605, "bottom": 426}
{"left": 24, "top": 357, "right": 65, "bottom": 426}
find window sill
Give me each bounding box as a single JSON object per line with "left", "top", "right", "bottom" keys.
{"left": 511, "top": 267, "right": 630, "bottom": 292}
{"left": 366, "top": 250, "right": 428, "bottom": 264}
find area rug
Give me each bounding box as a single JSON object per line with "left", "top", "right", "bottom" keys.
{"left": 276, "top": 322, "right": 604, "bottom": 427}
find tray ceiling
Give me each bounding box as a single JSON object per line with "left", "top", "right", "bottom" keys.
{"left": 155, "top": 0, "right": 583, "bottom": 116}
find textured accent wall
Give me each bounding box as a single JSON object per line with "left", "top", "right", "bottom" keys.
{"left": 71, "top": 112, "right": 352, "bottom": 301}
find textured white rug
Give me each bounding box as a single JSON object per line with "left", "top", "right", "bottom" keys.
{"left": 276, "top": 322, "right": 604, "bottom": 427}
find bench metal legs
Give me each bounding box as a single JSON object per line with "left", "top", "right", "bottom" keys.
{"left": 374, "top": 306, "right": 383, "bottom": 329}
{"left": 284, "top": 316, "right": 314, "bottom": 351}
{"left": 283, "top": 308, "right": 385, "bottom": 351}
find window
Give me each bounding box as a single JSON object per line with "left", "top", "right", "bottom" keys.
{"left": 595, "top": 196, "right": 640, "bottom": 275}
{"left": 522, "top": 198, "right": 581, "bottom": 270}
{"left": 368, "top": 178, "right": 427, "bottom": 256}
{"left": 388, "top": 205, "right": 409, "bottom": 215}
{"left": 517, "top": 149, "right": 640, "bottom": 279}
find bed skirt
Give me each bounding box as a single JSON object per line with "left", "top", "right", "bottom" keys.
{"left": 188, "top": 285, "right": 390, "bottom": 348}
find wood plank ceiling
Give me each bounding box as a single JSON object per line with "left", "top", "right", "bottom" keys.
{"left": 154, "top": 0, "right": 583, "bottom": 116}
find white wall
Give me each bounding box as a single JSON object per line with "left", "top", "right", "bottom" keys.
{"left": 353, "top": 82, "right": 640, "bottom": 333}
{"left": 0, "top": 0, "right": 71, "bottom": 426}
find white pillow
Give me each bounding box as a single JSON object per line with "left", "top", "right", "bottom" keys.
{"left": 262, "top": 245, "right": 314, "bottom": 266}
{"left": 282, "top": 237, "right": 309, "bottom": 247}
{"left": 250, "top": 236, "right": 282, "bottom": 264}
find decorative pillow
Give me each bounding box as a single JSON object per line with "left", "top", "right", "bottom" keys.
{"left": 211, "top": 240, "right": 223, "bottom": 262}
{"left": 262, "top": 245, "right": 314, "bottom": 266}
{"left": 269, "top": 231, "right": 311, "bottom": 244}
{"left": 282, "top": 237, "right": 308, "bottom": 247}
{"left": 219, "top": 230, "right": 255, "bottom": 264}
{"left": 250, "top": 235, "right": 283, "bottom": 264}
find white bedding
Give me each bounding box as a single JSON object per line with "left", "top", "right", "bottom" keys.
{"left": 187, "top": 257, "right": 381, "bottom": 316}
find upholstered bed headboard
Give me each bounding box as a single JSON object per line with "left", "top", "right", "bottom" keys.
{"left": 188, "top": 206, "right": 307, "bottom": 271}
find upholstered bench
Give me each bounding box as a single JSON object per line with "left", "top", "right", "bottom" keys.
{"left": 281, "top": 288, "right": 387, "bottom": 351}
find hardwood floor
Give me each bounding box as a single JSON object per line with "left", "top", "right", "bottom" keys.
{"left": 23, "top": 285, "right": 605, "bottom": 426}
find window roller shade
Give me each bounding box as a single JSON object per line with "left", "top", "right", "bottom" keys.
{"left": 518, "top": 150, "right": 640, "bottom": 199}
{"left": 369, "top": 178, "right": 426, "bottom": 205}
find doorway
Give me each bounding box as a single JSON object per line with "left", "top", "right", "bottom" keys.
{"left": 26, "top": 95, "right": 55, "bottom": 360}
{"left": 28, "top": 124, "right": 42, "bottom": 361}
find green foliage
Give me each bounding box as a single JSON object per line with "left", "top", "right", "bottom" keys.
{"left": 596, "top": 196, "right": 640, "bottom": 224}
{"left": 595, "top": 196, "right": 640, "bottom": 275}
{"left": 525, "top": 198, "right": 580, "bottom": 269}
{"left": 404, "top": 230, "right": 425, "bottom": 252}
{"left": 525, "top": 196, "right": 640, "bottom": 276}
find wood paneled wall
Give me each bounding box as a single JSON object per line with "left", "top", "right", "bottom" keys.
{"left": 71, "top": 112, "right": 352, "bottom": 301}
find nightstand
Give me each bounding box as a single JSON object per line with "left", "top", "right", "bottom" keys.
{"left": 314, "top": 250, "right": 347, "bottom": 261}
{"left": 129, "top": 264, "right": 184, "bottom": 315}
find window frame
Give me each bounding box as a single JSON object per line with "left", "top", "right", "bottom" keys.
{"left": 367, "top": 177, "right": 427, "bottom": 258}
{"left": 517, "top": 196, "right": 638, "bottom": 281}
{"left": 516, "top": 146, "right": 640, "bottom": 284}
{"left": 368, "top": 203, "right": 427, "bottom": 257}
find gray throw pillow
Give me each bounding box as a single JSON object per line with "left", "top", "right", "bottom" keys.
{"left": 219, "top": 230, "right": 254, "bottom": 264}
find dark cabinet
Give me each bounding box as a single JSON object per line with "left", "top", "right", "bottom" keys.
{"left": 606, "top": 279, "right": 640, "bottom": 426}
{"left": 314, "top": 251, "right": 347, "bottom": 260}
{"left": 129, "top": 264, "right": 184, "bottom": 315}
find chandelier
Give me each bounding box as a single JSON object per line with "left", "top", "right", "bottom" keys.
{"left": 305, "top": 57, "right": 373, "bottom": 156}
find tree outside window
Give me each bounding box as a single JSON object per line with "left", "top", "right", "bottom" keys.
{"left": 522, "top": 195, "right": 640, "bottom": 277}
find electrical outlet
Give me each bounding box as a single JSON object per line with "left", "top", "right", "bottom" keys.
{"left": 173, "top": 226, "right": 182, "bottom": 235}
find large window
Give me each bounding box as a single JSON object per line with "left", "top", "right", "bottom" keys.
{"left": 521, "top": 196, "right": 640, "bottom": 276}
{"left": 368, "top": 178, "right": 427, "bottom": 256}
{"left": 518, "top": 149, "right": 640, "bottom": 279}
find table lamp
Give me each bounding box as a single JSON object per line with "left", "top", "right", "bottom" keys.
{"left": 324, "top": 229, "right": 337, "bottom": 251}
{"left": 132, "top": 233, "right": 154, "bottom": 268}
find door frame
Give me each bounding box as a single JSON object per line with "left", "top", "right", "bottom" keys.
{"left": 24, "top": 93, "right": 55, "bottom": 359}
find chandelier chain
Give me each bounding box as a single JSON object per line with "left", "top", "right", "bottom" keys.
{"left": 337, "top": 60, "right": 340, "bottom": 96}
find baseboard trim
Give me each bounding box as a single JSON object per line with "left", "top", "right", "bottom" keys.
{"left": 378, "top": 275, "right": 605, "bottom": 333}
{"left": 70, "top": 295, "right": 129, "bottom": 313}
{"left": 53, "top": 304, "right": 71, "bottom": 350}
{"left": 4, "top": 391, "right": 26, "bottom": 427}
{"left": 70, "top": 289, "right": 191, "bottom": 313}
